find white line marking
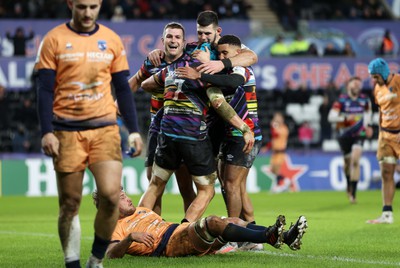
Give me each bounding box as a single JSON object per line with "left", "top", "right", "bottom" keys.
{"left": 1, "top": 231, "right": 399, "bottom": 266}
{"left": 260, "top": 250, "right": 400, "bottom": 267}
{"left": 0, "top": 230, "right": 92, "bottom": 240}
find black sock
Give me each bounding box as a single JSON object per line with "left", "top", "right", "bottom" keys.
{"left": 345, "top": 174, "right": 350, "bottom": 192}
{"left": 221, "top": 223, "right": 267, "bottom": 243}
{"left": 383, "top": 205, "right": 393, "bottom": 212}
{"left": 350, "top": 181, "right": 357, "bottom": 197}
{"left": 181, "top": 218, "right": 189, "bottom": 223}
{"left": 65, "top": 260, "right": 81, "bottom": 268}
{"left": 246, "top": 223, "right": 267, "bottom": 231}
{"left": 91, "top": 234, "right": 110, "bottom": 260}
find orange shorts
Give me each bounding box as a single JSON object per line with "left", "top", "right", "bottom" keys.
{"left": 376, "top": 132, "right": 400, "bottom": 161}
{"left": 53, "top": 125, "right": 122, "bottom": 172}
{"left": 165, "top": 222, "right": 213, "bottom": 257}
{"left": 270, "top": 152, "right": 287, "bottom": 168}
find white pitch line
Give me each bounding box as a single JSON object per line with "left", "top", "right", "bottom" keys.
{"left": 0, "top": 230, "right": 92, "bottom": 240}
{"left": 0, "top": 231, "right": 399, "bottom": 266}
{"left": 260, "top": 250, "right": 400, "bottom": 267}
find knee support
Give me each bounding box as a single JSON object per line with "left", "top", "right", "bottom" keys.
{"left": 192, "top": 172, "right": 217, "bottom": 186}
{"left": 379, "top": 156, "right": 397, "bottom": 165}
{"left": 152, "top": 163, "right": 174, "bottom": 181}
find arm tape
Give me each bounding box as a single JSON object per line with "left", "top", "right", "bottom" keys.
{"left": 201, "top": 73, "right": 244, "bottom": 88}
{"left": 221, "top": 58, "right": 232, "bottom": 69}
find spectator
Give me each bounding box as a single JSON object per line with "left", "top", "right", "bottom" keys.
{"left": 341, "top": 42, "right": 355, "bottom": 57}
{"left": 277, "top": 0, "right": 298, "bottom": 31}
{"left": 111, "top": 5, "right": 126, "bottom": 22}
{"left": 13, "top": 96, "right": 38, "bottom": 131}
{"left": 270, "top": 34, "right": 289, "bottom": 57}
{"left": 307, "top": 43, "right": 319, "bottom": 57}
{"left": 288, "top": 33, "right": 309, "bottom": 56}
{"left": 298, "top": 121, "right": 314, "bottom": 151}
{"left": 5, "top": 26, "right": 34, "bottom": 56}
{"left": 323, "top": 42, "right": 341, "bottom": 56}
{"left": 378, "top": 29, "right": 395, "bottom": 56}
{"left": 11, "top": 124, "right": 32, "bottom": 153}
{"left": 319, "top": 94, "right": 332, "bottom": 143}
{"left": 0, "top": 85, "right": 11, "bottom": 130}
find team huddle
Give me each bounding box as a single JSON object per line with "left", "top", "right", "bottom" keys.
{"left": 34, "top": 0, "right": 397, "bottom": 268}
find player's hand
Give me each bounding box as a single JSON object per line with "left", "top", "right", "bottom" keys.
{"left": 126, "top": 132, "right": 143, "bottom": 157}
{"left": 345, "top": 114, "right": 356, "bottom": 122}
{"left": 176, "top": 64, "right": 201, "bottom": 80}
{"left": 191, "top": 46, "right": 211, "bottom": 63}
{"left": 196, "top": 60, "right": 224, "bottom": 74}
{"left": 148, "top": 49, "right": 164, "bottom": 67}
{"left": 242, "top": 131, "right": 255, "bottom": 154}
{"left": 130, "top": 232, "right": 154, "bottom": 248}
{"left": 365, "top": 126, "right": 373, "bottom": 138}
{"left": 41, "top": 132, "right": 59, "bottom": 157}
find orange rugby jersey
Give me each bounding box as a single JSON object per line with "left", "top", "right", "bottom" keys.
{"left": 271, "top": 123, "right": 289, "bottom": 151}
{"left": 35, "top": 23, "right": 129, "bottom": 128}
{"left": 112, "top": 207, "right": 173, "bottom": 256}
{"left": 373, "top": 74, "right": 400, "bottom": 131}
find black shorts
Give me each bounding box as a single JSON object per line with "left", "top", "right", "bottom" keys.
{"left": 219, "top": 139, "right": 262, "bottom": 168}
{"left": 145, "top": 130, "right": 158, "bottom": 167}
{"left": 207, "top": 116, "right": 225, "bottom": 157}
{"left": 338, "top": 136, "right": 364, "bottom": 156}
{"left": 155, "top": 133, "right": 216, "bottom": 176}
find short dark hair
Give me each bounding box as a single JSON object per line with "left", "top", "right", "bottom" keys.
{"left": 197, "top": 11, "right": 219, "bottom": 27}
{"left": 218, "top": 34, "right": 241, "bottom": 47}
{"left": 348, "top": 76, "right": 361, "bottom": 83}
{"left": 163, "top": 22, "right": 185, "bottom": 39}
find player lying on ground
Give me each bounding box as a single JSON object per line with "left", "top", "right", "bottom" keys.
{"left": 92, "top": 187, "right": 308, "bottom": 257}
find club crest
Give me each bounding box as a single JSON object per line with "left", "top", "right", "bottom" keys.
{"left": 98, "top": 40, "right": 107, "bottom": 51}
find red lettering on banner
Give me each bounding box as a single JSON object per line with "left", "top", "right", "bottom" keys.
{"left": 354, "top": 63, "right": 369, "bottom": 81}
{"left": 334, "top": 63, "right": 352, "bottom": 87}
{"left": 284, "top": 63, "right": 333, "bottom": 89}
{"left": 315, "top": 64, "right": 332, "bottom": 88}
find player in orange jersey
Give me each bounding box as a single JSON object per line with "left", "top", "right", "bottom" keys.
{"left": 366, "top": 58, "right": 399, "bottom": 224}
{"left": 262, "top": 112, "right": 291, "bottom": 193}
{"left": 35, "top": 1, "right": 143, "bottom": 267}
{"left": 91, "top": 187, "right": 308, "bottom": 258}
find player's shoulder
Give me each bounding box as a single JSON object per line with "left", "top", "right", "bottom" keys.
{"left": 45, "top": 23, "right": 69, "bottom": 39}
{"left": 97, "top": 24, "right": 121, "bottom": 39}
{"left": 185, "top": 42, "right": 198, "bottom": 54}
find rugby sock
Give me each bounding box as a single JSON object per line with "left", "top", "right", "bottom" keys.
{"left": 345, "top": 174, "right": 351, "bottom": 193}
{"left": 181, "top": 218, "right": 189, "bottom": 223}
{"left": 350, "top": 181, "right": 358, "bottom": 197}
{"left": 221, "top": 223, "right": 267, "bottom": 243}
{"left": 383, "top": 205, "right": 393, "bottom": 212}
{"left": 246, "top": 223, "right": 267, "bottom": 231}
{"left": 65, "top": 260, "right": 80, "bottom": 268}
{"left": 91, "top": 234, "right": 109, "bottom": 260}
{"left": 64, "top": 215, "right": 81, "bottom": 265}
{"left": 277, "top": 175, "right": 284, "bottom": 185}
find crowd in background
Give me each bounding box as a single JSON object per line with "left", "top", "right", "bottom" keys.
{"left": 269, "top": 0, "right": 392, "bottom": 31}
{"left": 0, "top": 0, "right": 252, "bottom": 20}
{"left": 0, "top": 0, "right": 394, "bottom": 153}
{"left": 0, "top": 0, "right": 391, "bottom": 22}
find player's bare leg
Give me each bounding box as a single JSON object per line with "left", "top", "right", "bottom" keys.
{"left": 56, "top": 171, "right": 84, "bottom": 266}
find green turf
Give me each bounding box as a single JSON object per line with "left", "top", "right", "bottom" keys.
{"left": 0, "top": 190, "right": 399, "bottom": 267}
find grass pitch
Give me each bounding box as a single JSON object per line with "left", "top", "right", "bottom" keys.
{"left": 0, "top": 190, "right": 399, "bottom": 267}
